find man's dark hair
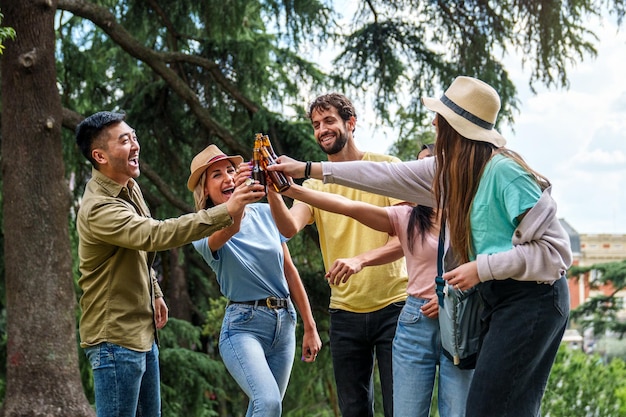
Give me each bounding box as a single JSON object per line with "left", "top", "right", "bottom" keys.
{"left": 75, "top": 111, "right": 126, "bottom": 166}
{"left": 307, "top": 93, "right": 357, "bottom": 123}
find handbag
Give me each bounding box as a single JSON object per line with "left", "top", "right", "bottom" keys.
{"left": 435, "top": 224, "right": 483, "bottom": 370}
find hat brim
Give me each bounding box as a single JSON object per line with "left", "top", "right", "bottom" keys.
{"left": 422, "top": 96, "right": 506, "bottom": 147}
{"left": 187, "top": 155, "right": 244, "bottom": 191}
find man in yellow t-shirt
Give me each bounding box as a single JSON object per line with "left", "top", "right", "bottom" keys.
{"left": 273, "top": 93, "right": 408, "bottom": 417}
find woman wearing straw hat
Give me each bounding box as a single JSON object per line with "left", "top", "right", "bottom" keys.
{"left": 187, "top": 144, "right": 322, "bottom": 417}
{"left": 268, "top": 76, "right": 572, "bottom": 416}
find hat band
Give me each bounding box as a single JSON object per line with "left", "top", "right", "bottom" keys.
{"left": 440, "top": 94, "right": 494, "bottom": 130}
{"left": 206, "top": 154, "right": 228, "bottom": 164}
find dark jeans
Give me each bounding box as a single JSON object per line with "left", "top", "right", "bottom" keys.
{"left": 329, "top": 302, "right": 404, "bottom": 417}
{"left": 467, "top": 277, "right": 570, "bottom": 417}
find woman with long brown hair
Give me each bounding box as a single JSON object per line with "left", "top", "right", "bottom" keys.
{"left": 269, "top": 76, "right": 572, "bottom": 416}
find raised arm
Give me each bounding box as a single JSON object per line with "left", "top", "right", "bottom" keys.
{"left": 281, "top": 183, "right": 393, "bottom": 234}
{"left": 209, "top": 169, "right": 265, "bottom": 251}
{"left": 270, "top": 155, "right": 437, "bottom": 206}
{"left": 266, "top": 188, "right": 307, "bottom": 238}
{"left": 236, "top": 162, "right": 308, "bottom": 238}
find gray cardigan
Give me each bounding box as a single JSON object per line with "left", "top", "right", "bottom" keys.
{"left": 321, "top": 158, "right": 572, "bottom": 284}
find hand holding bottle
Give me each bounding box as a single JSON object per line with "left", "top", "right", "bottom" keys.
{"left": 224, "top": 173, "right": 266, "bottom": 220}
{"left": 265, "top": 155, "right": 309, "bottom": 179}
{"left": 255, "top": 133, "right": 291, "bottom": 192}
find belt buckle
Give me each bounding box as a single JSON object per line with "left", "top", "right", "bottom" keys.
{"left": 266, "top": 297, "right": 278, "bottom": 309}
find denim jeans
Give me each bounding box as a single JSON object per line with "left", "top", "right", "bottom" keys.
{"left": 84, "top": 341, "right": 161, "bottom": 417}
{"left": 219, "top": 302, "right": 296, "bottom": 417}
{"left": 393, "top": 296, "right": 473, "bottom": 417}
{"left": 329, "top": 302, "right": 403, "bottom": 417}
{"left": 466, "top": 277, "right": 570, "bottom": 417}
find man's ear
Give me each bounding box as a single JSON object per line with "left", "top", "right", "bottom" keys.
{"left": 346, "top": 116, "right": 356, "bottom": 133}
{"left": 92, "top": 148, "right": 107, "bottom": 165}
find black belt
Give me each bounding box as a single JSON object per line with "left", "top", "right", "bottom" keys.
{"left": 228, "top": 297, "right": 288, "bottom": 309}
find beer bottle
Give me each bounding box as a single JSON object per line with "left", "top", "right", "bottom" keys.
{"left": 262, "top": 134, "right": 278, "bottom": 159}
{"left": 252, "top": 140, "right": 267, "bottom": 191}
{"left": 256, "top": 133, "right": 290, "bottom": 192}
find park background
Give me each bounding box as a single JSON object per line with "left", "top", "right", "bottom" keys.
{"left": 0, "top": 1, "right": 626, "bottom": 416}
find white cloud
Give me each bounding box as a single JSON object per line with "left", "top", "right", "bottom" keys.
{"left": 500, "top": 17, "right": 626, "bottom": 234}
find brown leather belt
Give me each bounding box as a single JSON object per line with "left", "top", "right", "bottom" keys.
{"left": 228, "top": 297, "right": 288, "bottom": 309}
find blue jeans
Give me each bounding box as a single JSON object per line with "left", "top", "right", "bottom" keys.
{"left": 219, "top": 302, "right": 296, "bottom": 417}
{"left": 329, "top": 302, "right": 403, "bottom": 417}
{"left": 393, "top": 296, "right": 473, "bottom": 417}
{"left": 84, "top": 341, "right": 161, "bottom": 417}
{"left": 467, "top": 277, "right": 570, "bottom": 417}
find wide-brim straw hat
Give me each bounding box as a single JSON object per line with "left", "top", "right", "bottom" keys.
{"left": 421, "top": 76, "right": 506, "bottom": 147}
{"left": 187, "top": 144, "right": 243, "bottom": 191}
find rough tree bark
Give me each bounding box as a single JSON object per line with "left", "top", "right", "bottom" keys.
{"left": 0, "top": 0, "right": 94, "bottom": 414}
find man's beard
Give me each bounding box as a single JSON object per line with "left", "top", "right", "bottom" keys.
{"left": 318, "top": 131, "right": 348, "bottom": 155}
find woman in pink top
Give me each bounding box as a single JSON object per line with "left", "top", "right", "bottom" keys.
{"left": 279, "top": 177, "right": 473, "bottom": 417}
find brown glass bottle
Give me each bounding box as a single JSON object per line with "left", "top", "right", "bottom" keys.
{"left": 256, "top": 133, "right": 290, "bottom": 192}
{"left": 252, "top": 143, "right": 267, "bottom": 190}
{"left": 262, "top": 134, "right": 278, "bottom": 159}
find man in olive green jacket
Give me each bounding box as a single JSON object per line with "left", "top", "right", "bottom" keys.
{"left": 75, "top": 111, "right": 264, "bottom": 416}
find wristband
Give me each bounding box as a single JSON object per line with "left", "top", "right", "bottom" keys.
{"left": 304, "top": 161, "right": 312, "bottom": 179}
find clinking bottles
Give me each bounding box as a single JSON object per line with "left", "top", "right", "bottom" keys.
{"left": 252, "top": 143, "right": 267, "bottom": 190}
{"left": 254, "top": 133, "right": 291, "bottom": 192}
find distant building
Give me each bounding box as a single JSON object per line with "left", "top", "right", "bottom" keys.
{"left": 579, "top": 233, "right": 626, "bottom": 265}
{"left": 560, "top": 219, "right": 626, "bottom": 308}
{"left": 561, "top": 220, "right": 626, "bottom": 352}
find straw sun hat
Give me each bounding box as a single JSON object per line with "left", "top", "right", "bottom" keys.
{"left": 187, "top": 144, "right": 243, "bottom": 191}
{"left": 421, "top": 76, "right": 507, "bottom": 147}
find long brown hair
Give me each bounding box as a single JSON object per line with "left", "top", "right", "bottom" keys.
{"left": 433, "top": 115, "right": 550, "bottom": 263}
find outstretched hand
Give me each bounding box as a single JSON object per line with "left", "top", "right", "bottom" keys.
{"left": 266, "top": 155, "right": 307, "bottom": 179}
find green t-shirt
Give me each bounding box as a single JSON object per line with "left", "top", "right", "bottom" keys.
{"left": 469, "top": 154, "right": 541, "bottom": 260}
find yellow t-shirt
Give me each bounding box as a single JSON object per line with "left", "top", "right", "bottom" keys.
{"left": 298, "top": 152, "right": 408, "bottom": 312}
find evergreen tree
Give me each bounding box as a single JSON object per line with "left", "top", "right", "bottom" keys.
{"left": 1, "top": 0, "right": 625, "bottom": 414}
{"left": 0, "top": 0, "right": 93, "bottom": 415}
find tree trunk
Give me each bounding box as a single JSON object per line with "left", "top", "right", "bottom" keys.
{"left": 0, "top": 0, "right": 94, "bottom": 414}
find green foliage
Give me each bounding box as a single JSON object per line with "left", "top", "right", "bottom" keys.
{"left": 387, "top": 129, "right": 435, "bottom": 161}
{"left": 159, "top": 318, "right": 247, "bottom": 417}
{"left": 570, "top": 260, "right": 626, "bottom": 337}
{"left": 0, "top": 11, "right": 16, "bottom": 54}
{"left": 542, "top": 346, "right": 626, "bottom": 417}
{"left": 201, "top": 297, "right": 228, "bottom": 342}
{"left": 283, "top": 327, "right": 336, "bottom": 417}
